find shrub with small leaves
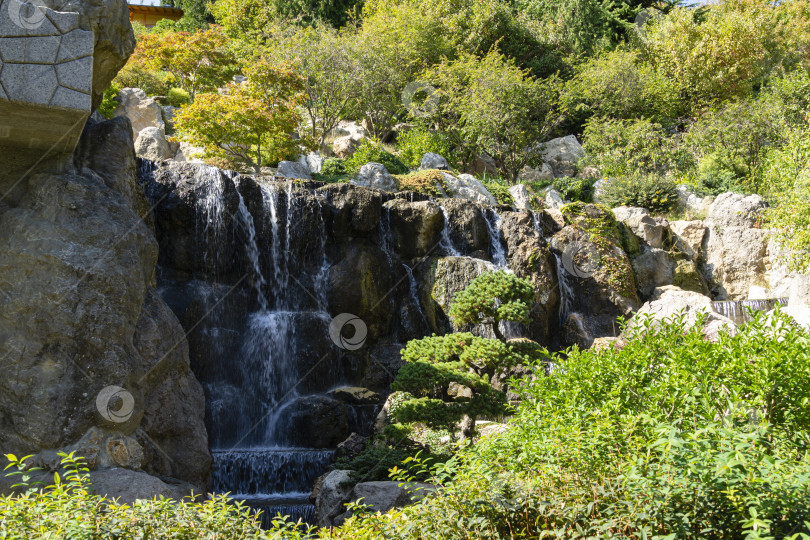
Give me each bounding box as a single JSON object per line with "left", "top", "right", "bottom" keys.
{"left": 551, "top": 177, "right": 596, "bottom": 203}
{"left": 321, "top": 157, "right": 347, "bottom": 176}
{"left": 599, "top": 174, "right": 678, "bottom": 213}
{"left": 345, "top": 139, "right": 409, "bottom": 175}
{"left": 397, "top": 125, "right": 455, "bottom": 169}
{"left": 167, "top": 87, "right": 191, "bottom": 107}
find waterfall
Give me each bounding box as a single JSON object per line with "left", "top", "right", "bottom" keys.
{"left": 235, "top": 190, "right": 268, "bottom": 311}
{"left": 554, "top": 253, "right": 575, "bottom": 326}
{"left": 403, "top": 263, "right": 429, "bottom": 334}
{"left": 439, "top": 205, "right": 461, "bottom": 256}
{"left": 485, "top": 209, "right": 508, "bottom": 268}
{"left": 712, "top": 298, "right": 788, "bottom": 325}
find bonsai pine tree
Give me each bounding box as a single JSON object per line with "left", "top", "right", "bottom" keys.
{"left": 391, "top": 271, "right": 542, "bottom": 440}
{"left": 448, "top": 270, "right": 535, "bottom": 342}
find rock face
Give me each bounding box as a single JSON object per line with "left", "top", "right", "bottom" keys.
{"left": 509, "top": 184, "right": 533, "bottom": 211}
{"left": 314, "top": 470, "right": 355, "bottom": 527}
{"left": 352, "top": 163, "right": 397, "bottom": 192}
{"left": 0, "top": 0, "right": 134, "bottom": 180}
{"left": 550, "top": 204, "right": 640, "bottom": 346}
{"left": 701, "top": 193, "right": 770, "bottom": 300}
{"left": 0, "top": 116, "right": 210, "bottom": 492}
{"left": 384, "top": 199, "right": 444, "bottom": 258}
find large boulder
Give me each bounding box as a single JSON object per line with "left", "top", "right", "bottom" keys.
{"left": 539, "top": 135, "right": 584, "bottom": 178}
{"left": 277, "top": 160, "right": 313, "bottom": 180}
{"left": 419, "top": 152, "right": 450, "bottom": 171}
{"left": 319, "top": 183, "right": 383, "bottom": 235}
{"left": 509, "top": 184, "right": 533, "bottom": 211}
{"left": 424, "top": 256, "right": 497, "bottom": 335}
{"left": 613, "top": 206, "right": 666, "bottom": 249}
{"left": 443, "top": 173, "right": 496, "bottom": 205}
{"left": 632, "top": 247, "right": 675, "bottom": 298}
{"left": 790, "top": 274, "right": 810, "bottom": 306}
{"left": 499, "top": 211, "right": 560, "bottom": 344}
{"left": 0, "top": 117, "right": 210, "bottom": 492}
{"left": 352, "top": 163, "right": 397, "bottom": 192}
{"left": 134, "top": 126, "right": 174, "bottom": 161}
{"left": 333, "top": 135, "right": 360, "bottom": 158}
{"left": 314, "top": 470, "right": 355, "bottom": 527}
{"left": 626, "top": 285, "right": 736, "bottom": 340}
{"left": 384, "top": 199, "right": 444, "bottom": 258}
{"left": 345, "top": 481, "right": 433, "bottom": 514}
{"left": 298, "top": 152, "right": 323, "bottom": 174}
{"left": 700, "top": 193, "right": 770, "bottom": 300}
{"left": 518, "top": 164, "right": 555, "bottom": 183}
{"left": 114, "top": 88, "right": 165, "bottom": 138}
{"left": 670, "top": 220, "right": 706, "bottom": 262}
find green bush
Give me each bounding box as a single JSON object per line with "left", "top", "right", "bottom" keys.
{"left": 1, "top": 453, "right": 311, "bottom": 539}
{"left": 582, "top": 116, "right": 693, "bottom": 177}
{"left": 599, "top": 173, "right": 678, "bottom": 213}
{"left": 345, "top": 139, "right": 409, "bottom": 175}
{"left": 551, "top": 177, "right": 596, "bottom": 203}
{"left": 396, "top": 125, "right": 454, "bottom": 169}
{"left": 98, "top": 83, "right": 121, "bottom": 119}
{"left": 167, "top": 87, "right": 191, "bottom": 107}
{"left": 321, "top": 157, "right": 347, "bottom": 176}
{"left": 330, "top": 312, "right": 810, "bottom": 539}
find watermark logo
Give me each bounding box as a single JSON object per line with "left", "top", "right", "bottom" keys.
{"left": 561, "top": 241, "right": 598, "bottom": 279}
{"left": 96, "top": 386, "right": 135, "bottom": 424}
{"left": 401, "top": 81, "right": 439, "bottom": 118}
{"left": 329, "top": 313, "right": 367, "bottom": 351}
{"left": 7, "top": 0, "right": 48, "bottom": 30}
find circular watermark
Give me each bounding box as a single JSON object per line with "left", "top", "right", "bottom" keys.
{"left": 561, "top": 241, "right": 598, "bottom": 279}
{"left": 329, "top": 313, "right": 368, "bottom": 351}
{"left": 401, "top": 81, "right": 439, "bottom": 118}
{"left": 7, "top": 0, "right": 48, "bottom": 30}
{"left": 96, "top": 386, "right": 135, "bottom": 424}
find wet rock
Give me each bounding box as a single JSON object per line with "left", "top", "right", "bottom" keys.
{"left": 424, "top": 256, "right": 497, "bottom": 335}
{"left": 335, "top": 433, "right": 369, "bottom": 459}
{"left": 283, "top": 396, "right": 351, "bottom": 448}
{"left": 384, "top": 199, "right": 444, "bottom": 258}
{"left": 319, "top": 183, "right": 383, "bottom": 235}
{"left": 441, "top": 199, "right": 490, "bottom": 255}
{"left": 327, "top": 387, "right": 381, "bottom": 405}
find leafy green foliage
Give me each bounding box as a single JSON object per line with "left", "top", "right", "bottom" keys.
{"left": 167, "top": 87, "right": 191, "bottom": 107}
{"left": 98, "top": 83, "right": 121, "bottom": 119}
{"left": 426, "top": 50, "right": 565, "bottom": 180}
{"left": 448, "top": 271, "right": 535, "bottom": 342}
{"left": 582, "top": 116, "right": 692, "bottom": 177}
{"left": 320, "top": 157, "right": 347, "bottom": 176}
{"left": 551, "top": 177, "right": 596, "bottom": 203}
{"left": 330, "top": 313, "right": 810, "bottom": 539}
{"left": 599, "top": 173, "right": 678, "bottom": 213}
{"left": 396, "top": 126, "right": 454, "bottom": 169}
{"left": 133, "top": 26, "right": 238, "bottom": 100}
{"left": 1, "top": 453, "right": 312, "bottom": 538}
{"left": 345, "top": 139, "right": 409, "bottom": 174}
{"left": 174, "top": 60, "right": 307, "bottom": 173}
{"left": 394, "top": 170, "right": 451, "bottom": 198}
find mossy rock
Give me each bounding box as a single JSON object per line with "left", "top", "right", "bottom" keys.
{"left": 673, "top": 259, "right": 710, "bottom": 296}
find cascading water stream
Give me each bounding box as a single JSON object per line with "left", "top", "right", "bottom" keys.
{"left": 439, "top": 205, "right": 461, "bottom": 257}
{"left": 712, "top": 298, "right": 788, "bottom": 325}
{"left": 485, "top": 209, "right": 509, "bottom": 268}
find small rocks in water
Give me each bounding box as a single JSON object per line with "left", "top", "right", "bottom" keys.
{"left": 351, "top": 163, "right": 398, "bottom": 192}
{"left": 419, "top": 152, "right": 450, "bottom": 171}
{"left": 277, "top": 160, "right": 313, "bottom": 180}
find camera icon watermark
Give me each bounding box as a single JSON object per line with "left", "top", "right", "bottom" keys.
{"left": 96, "top": 385, "right": 135, "bottom": 424}
{"left": 401, "top": 81, "right": 439, "bottom": 118}
{"left": 7, "top": 0, "right": 48, "bottom": 30}
{"left": 329, "top": 313, "right": 367, "bottom": 351}
{"left": 561, "top": 241, "right": 598, "bottom": 279}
